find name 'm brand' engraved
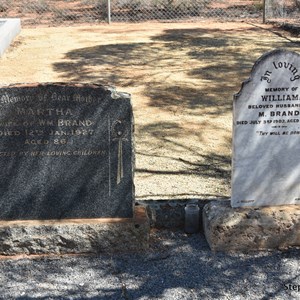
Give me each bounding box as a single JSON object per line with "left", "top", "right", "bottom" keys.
{"left": 270, "top": 110, "right": 300, "bottom": 117}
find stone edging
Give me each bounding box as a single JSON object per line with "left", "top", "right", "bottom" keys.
{"left": 136, "top": 199, "right": 223, "bottom": 230}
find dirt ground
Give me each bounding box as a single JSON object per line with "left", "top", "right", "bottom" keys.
{"left": 1, "top": 21, "right": 300, "bottom": 201}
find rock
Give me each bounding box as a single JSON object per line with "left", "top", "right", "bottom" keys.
{"left": 137, "top": 199, "right": 210, "bottom": 229}
{"left": 203, "top": 201, "right": 300, "bottom": 252}
{"left": 0, "top": 206, "right": 149, "bottom": 256}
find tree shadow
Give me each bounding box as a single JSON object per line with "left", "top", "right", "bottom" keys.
{"left": 53, "top": 25, "right": 300, "bottom": 115}
{"left": 136, "top": 121, "right": 231, "bottom": 179}
{"left": 4, "top": 25, "right": 298, "bottom": 299}
{"left": 52, "top": 24, "right": 300, "bottom": 200}
{"left": 0, "top": 230, "right": 299, "bottom": 299}
{"left": 135, "top": 119, "right": 231, "bottom": 195}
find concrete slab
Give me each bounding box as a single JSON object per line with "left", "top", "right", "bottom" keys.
{"left": 0, "top": 18, "right": 21, "bottom": 57}
{"left": 203, "top": 200, "right": 300, "bottom": 252}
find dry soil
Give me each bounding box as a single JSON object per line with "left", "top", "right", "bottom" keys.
{"left": 1, "top": 21, "right": 300, "bottom": 201}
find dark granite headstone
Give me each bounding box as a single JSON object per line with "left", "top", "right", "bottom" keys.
{"left": 0, "top": 83, "right": 134, "bottom": 219}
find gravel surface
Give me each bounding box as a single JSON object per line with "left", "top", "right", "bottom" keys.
{"left": 0, "top": 229, "right": 299, "bottom": 300}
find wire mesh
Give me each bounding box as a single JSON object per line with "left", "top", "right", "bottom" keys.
{"left": 265, "top": 0, "right": 300, "bottom": 25}
{"left": 111, "top": 0, "right": 263, "bottom": 22}
{"left": 0, "top": 0, "right": 108, "bottom": 26}
{"left": 0, "top": 0, "right": 264, "bottom": 27}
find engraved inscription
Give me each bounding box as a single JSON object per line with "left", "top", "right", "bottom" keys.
{"left": 0, "top": 83, "right": 134, "bottom": 219}
{"left": 232, "top": 50, "right": 300, "bottom": 208}
{"left": 112, "top": 120, "right": 129, "bottom": 184}
{"left": 235, "top": 58, "right": 300, "bottom": 136}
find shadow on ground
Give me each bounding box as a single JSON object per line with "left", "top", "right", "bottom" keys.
{"left": 53, "top": 25, "right": 300, "bottom": 113}
{"left": 0, "top": 229, "right": 299, "bottom": 299}
{"left": 52, "top": 25, "right": 300, "bottom": 200}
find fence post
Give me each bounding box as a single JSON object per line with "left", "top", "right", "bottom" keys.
{"left": 107, "top": 0, "right": 111, "bottom": 24}
{"left": 263, "top": 0, "right": 266, "bottom": 23}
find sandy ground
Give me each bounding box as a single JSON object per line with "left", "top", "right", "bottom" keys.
{"left": 1, "top": 21, "right": 300, "bottom": 201}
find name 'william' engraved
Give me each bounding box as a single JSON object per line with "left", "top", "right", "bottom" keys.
{"left": 261, "top": 94, "right": 299, "bottom": 101}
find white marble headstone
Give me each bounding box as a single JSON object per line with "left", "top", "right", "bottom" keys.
{"left": 232, "top": 49, "right": 300, "bottom": 207}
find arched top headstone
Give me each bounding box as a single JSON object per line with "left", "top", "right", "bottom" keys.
{"left": 232, "top": 49, "right": 300, "bottom": 207}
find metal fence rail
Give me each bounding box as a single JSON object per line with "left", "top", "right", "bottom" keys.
{"left": 0, "top": 0, "right": 263, "bottom": 26}
{"left": 1, "top": 1, "right": 299, "bottom": 27}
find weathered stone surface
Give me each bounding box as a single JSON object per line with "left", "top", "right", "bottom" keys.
{"left": 232, "top": 49, "right": 300, "bottom": 207}
{"left": 0, "top": 206, "right": 149, "bottom": 255}
{"left": 0, "top": 83, "right": 134, "bottom": 219}
{"left": 0, "top": 18, "right": 21, "bottom": 57}
{"left": 137, "top": 199, "right": 210, "bottom": 229}
{"left": 203, "top": 201, "right": 300, "bottom": 252}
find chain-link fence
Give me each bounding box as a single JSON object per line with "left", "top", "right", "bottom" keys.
{"left": 265, "top": 0, "right": 300, "bottom": 25}
{"left": 111, "top": 0, "right": 262, "bottom": 22}
{"left": 2, "top": 1, "right": 299, "bottom": 27}
{"left": 0, "top": 0, "right": 263, "bottom": 26}
{"left": 0, "top": 1, "right": 108, "bottom": 26}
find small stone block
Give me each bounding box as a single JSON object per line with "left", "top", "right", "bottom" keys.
{"left": 203, "top": 201, "right": 300, "bottom": 252}
{"left": 0, "top": 206, "right": 149, "bottom": 256}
